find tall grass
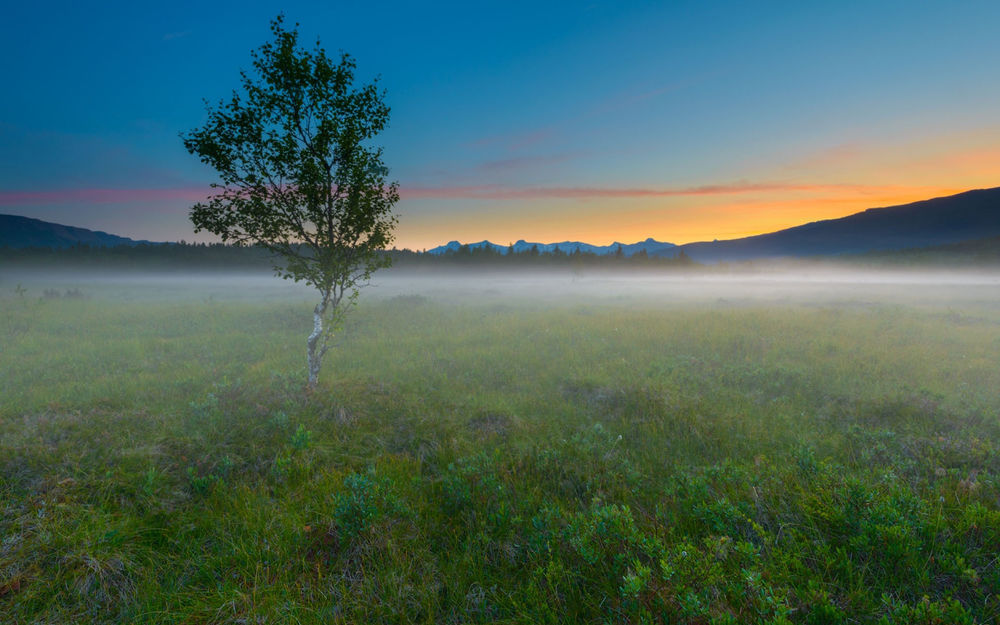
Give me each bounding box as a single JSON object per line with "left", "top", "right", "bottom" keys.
{"left": 1, "top": 283, "right": 999, "bottom": 623}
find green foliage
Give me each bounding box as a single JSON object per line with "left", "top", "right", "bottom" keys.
{"left": 330, "top": 471, "right": 403, "bottom": 543}
{"left": 878, "top": 595, "right": 975, "bottom": 625}
{"left": 181, "top": 15, "right": 398, "bottom": 285}
{"left": 185, "top": 466, "right": 218, "bottom": 495}
{"left": 290, "top": 423, "right": 312, "bottom": 451}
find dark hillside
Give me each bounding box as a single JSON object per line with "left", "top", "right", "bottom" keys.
{"left": 0, "top": 214, "right": 155, "bottom": 249}
{"left": 673, "top": 187, "right": 1000, "bottom": 262}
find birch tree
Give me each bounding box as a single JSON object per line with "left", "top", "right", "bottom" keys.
{"left": 182, "top": 15, "right": 398, "bottom": 388}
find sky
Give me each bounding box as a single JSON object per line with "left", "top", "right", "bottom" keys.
{"left": 2, "top": 0, "right": 999, "bottom": 249}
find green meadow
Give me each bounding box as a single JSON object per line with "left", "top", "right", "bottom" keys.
{"left": 2, "top": 270, "right": 999, "bottom": 623}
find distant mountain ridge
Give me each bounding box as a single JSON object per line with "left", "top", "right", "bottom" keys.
{"left": 669, "top": 187, "right": 1000, "bottom": 262}
{"left": 5, "top": 186, "right": 999, "bottom": 262}
{"left": 0, "top": 214, "right": 156, "bottom": 249}
{"left": 429, "top": 187, "right": 1000, "bottom": 263}
{"left": 428, "top": 237, "right": 676, "bottom": 257}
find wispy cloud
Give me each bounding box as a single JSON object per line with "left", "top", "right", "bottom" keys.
{"left": 782, "top": 126, "right": 1000, "bottom": 181}
{"left": 0, "top": 187, "right": 210, "bottom": 206}
{"left": 1, "top": 181, "right": 960, "bottom": 208}
{"left": 588, "top": 72, "right": 720, "bottom": 118}
{"left": 163, "top": 30, "right": 192, "bottom": 41}
{"left": 463, "top": 71, "right": 721, "bottom": 155}
{"left": 785, "top": 142, "right": 869, "bottom": 171}
{"left": 398, "top": 181, "right": 946, "bottom": 200}
{"left": 476, "top": 152, "right": 583, "bottom": 172}
{"left": 466, "top": 128, "right": 557, "bottom": 153}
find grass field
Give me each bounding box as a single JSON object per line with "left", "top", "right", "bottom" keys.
{"left": 2, "top": 270, "right": 999, "bottom": 623}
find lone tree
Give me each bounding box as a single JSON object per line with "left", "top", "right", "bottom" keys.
{"left": 182, "top": 16, "right": 398, "bottom": 388}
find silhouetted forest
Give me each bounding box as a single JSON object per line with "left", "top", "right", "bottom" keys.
{"left": 4, "top": 235, "right": 998, "bottom": 273}
{"left": 0, "top": 241, "right": 698, "bottom": 271}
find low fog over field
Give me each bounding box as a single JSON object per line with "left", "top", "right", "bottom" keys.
{"left": 373, "top": 267, "right": 1000, "bottom": 306}
{"left": 4, "top": 264, "right": 1000, "bottom": 307}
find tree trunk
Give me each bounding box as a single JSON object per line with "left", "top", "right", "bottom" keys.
{"left": 306, "top": 301, "right": 325, "bottom": 388}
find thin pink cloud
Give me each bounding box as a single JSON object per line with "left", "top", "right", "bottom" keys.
{"left": 506, "top": 129, "right": 556, "bottom": 152}
{"left": 466, "top": 128, "right": 556, "bottom": 152}
{"left": 587, "top": 78, "right": 695, "bottom": 118}
{"left": 398, "top": 181, "right": 939, "bottom": 200}
{"left": 0, "top": 187, "right": 212, "bottom": 206}
{"left": 1, "top": 181, "right": 951, "bottom": 206}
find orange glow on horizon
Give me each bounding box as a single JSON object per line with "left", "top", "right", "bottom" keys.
{"left": 3, "top": 128, "right": 996, "bottom": 250}
{"left": 393, "top": 184, "right": 972, "bottom": 250}
{"left": 394, "top": 130, "right": 1000, "bottom": 250}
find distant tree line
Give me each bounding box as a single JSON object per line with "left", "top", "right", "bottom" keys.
{"left": 393, "top": 243, "right": 696, "bottom": 268}
{"left": 8, "top": 236, "right": 997, "bottom": 271}
{"left": 848, "top": 236, "right": 1000, "bottom": 266}
{"left": 0, "top": 242, "right": 276, "bottom": 271}
{"left": 0, "top": 241, "right": 699, "bottom": 271}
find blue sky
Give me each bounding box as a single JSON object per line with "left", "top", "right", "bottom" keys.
{"left": 3, "top": 1, "right": 999, "bottom": 248}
